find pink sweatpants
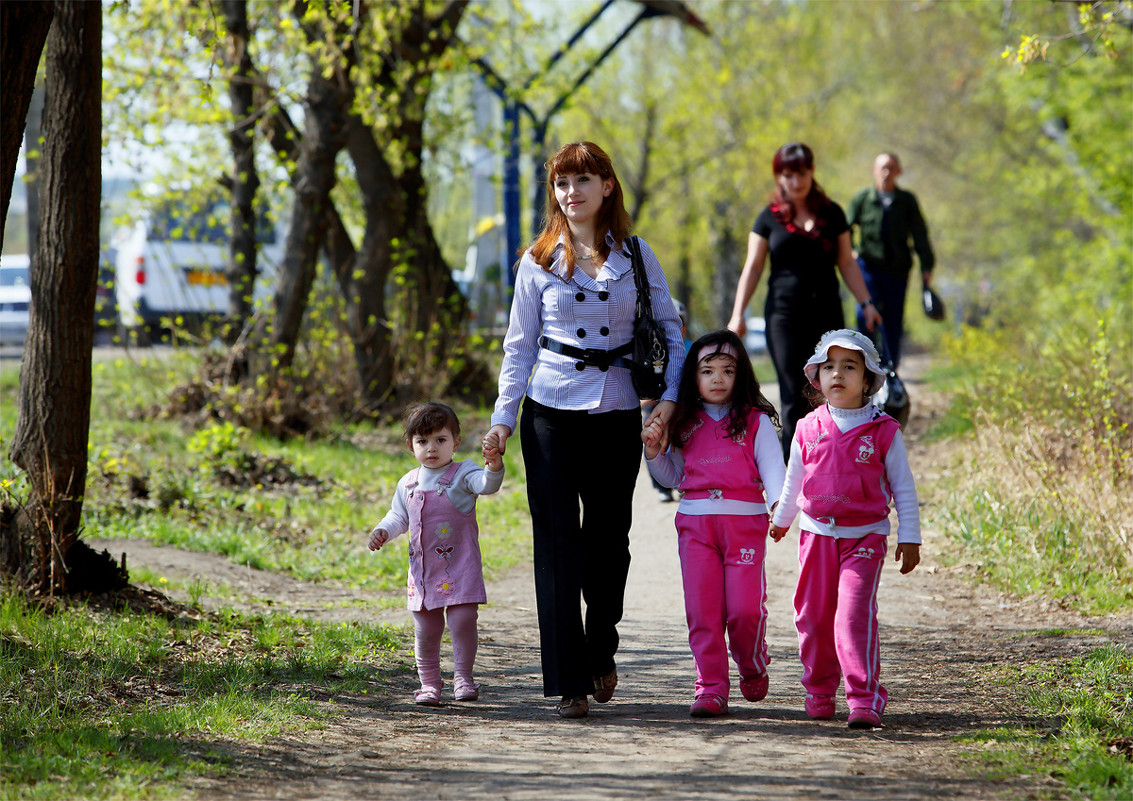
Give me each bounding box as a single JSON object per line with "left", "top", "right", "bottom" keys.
{"left": 411, "top": 602, "right": 479, "bottom": 693}
{"left": 675, "top": 512, "right": 770, "bottom": 699}
{"left": 794, "top": 530, "right": 888, "bottom": 714}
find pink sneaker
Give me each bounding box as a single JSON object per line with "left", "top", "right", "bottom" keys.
{"left": 414, "top": 686, "right": 442, "bottom": 706}
{"left": 847, "top": 708, "right": 883, "bottom": 729}
{"left": 804, "top": 694, "right": 835, "bottom": 720}
{"left": 739, "top": 673, "right": 769, "bottom": 702}
{"left": 689, "top": 694, "right": 728, "bottom": 718}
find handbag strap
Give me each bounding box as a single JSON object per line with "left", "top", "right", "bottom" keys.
{"left": 626, "top": 236, "right": 654, "bottom": 321}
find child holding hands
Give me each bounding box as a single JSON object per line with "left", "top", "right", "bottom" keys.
{"left": 643, "top": 329, "right": 785, "bottom": 718}
{"left": 368, "top": 402, "right": 504, "bottom": 705}
{"left": 769, "top": 329, "right": 921, "bottom": 730}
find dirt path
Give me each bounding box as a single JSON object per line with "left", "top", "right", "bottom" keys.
{"left": 100, "top": 355, "right": 1133, "bottom": 800}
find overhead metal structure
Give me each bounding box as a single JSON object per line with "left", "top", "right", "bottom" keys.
{"left": 473, "top": 0, "right": 709, "bottom": 292}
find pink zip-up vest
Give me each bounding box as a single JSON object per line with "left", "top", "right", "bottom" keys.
{"left": 404, "top": 460, "right": 487, "bottom": 611}
{"left": 678, "top": 408, "right": 766, "bottom": 503}
{"left": 795, "top": 405, "right": 899, "bottom": 527}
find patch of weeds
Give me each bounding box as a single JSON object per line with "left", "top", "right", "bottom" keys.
{"left": 961, "top": 642, "right": 1133, "bottom": 800}
{"left": 0, "top": 589, "right": 408, "bottom": 801}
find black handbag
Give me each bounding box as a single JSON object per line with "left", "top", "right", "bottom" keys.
{"left": 625, "top": 236, "right": 669, "bottom": 401}
{"left": 922, "top": 283, "right": 946, "bottom": 321}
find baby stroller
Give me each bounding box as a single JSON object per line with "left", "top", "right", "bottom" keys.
{"left": 870, "top": 325, "right": 910, "bottom": 427}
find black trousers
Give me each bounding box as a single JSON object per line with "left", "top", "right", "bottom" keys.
{"left": 765, "top": 296, "right": 844, "bottom": 462}
{"left": 520, "top": 397, "right": 642, "bottom": 698}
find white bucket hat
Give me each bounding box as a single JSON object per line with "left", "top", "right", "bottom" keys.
{"left": 803, "top": 329, "right": 887, "bottom": 396}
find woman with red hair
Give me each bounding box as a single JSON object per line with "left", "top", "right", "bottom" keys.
{"left": 728, "top": 142, "right": 882, "bottom": 460}
{"left": 485, "top": 141, "right": 685, "bottom": 719}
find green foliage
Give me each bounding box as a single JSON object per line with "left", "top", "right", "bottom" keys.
{"left": 0, "top": 591, "right": 405, "bottom": 801}
{"left": 962, "top": 641, "right": 1133, "bottom": 800}
{"left": 930, "top": 322, "right": 1133, "bottom": 614}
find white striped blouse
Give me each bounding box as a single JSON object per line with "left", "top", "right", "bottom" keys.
{"left": 491, "top": 234, "right": 686, "bottom": 433}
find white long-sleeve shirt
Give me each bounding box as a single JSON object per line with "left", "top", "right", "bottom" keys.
{"left": 645, "top": 402, "right": 786, "bottom": 516}
{"left": 772, "top": 404, "right": 921, "bottom": 544}
{"left": 373, "top": 460, "right": 505, "bottom": 541}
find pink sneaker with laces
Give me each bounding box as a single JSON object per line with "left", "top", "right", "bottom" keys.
{"left": 804, "top": 694, "right": 835, "bottom": 720}
{"left": 689, "top": 694, "right": 728, "bottom": 718}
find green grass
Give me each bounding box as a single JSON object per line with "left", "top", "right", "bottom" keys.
{"left": 0, "top": 590, "right": 408, "bottom": 801}
{"left": 961, "top": 641, "right": 1133, "bottom": 800}
{"left": 0, "top": 349, "right": 529, "bottom": 799}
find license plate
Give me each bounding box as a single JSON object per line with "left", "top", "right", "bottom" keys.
{"left": 185, "top": 268, "right": 226, "bottom": 286}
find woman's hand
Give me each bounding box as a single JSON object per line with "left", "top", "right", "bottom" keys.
{"left": 485, "top": 424, "right": 511, "bottom": 456}
{"left": 861, "top": 303, "right": 883, "bottom": 332}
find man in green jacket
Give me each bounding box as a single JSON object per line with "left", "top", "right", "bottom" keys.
{"left": 848, "top": 152, "right": 936, "bottom": 368}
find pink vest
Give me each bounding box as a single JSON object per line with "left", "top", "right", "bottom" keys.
{"left": 794, "top": 405, "right": 899, "bottom": 527}
{"left": 678, "top": 409, "right": 766, "bottom": 503}
{"left": 404, "top": 461, "right": 487, "bottom": 611}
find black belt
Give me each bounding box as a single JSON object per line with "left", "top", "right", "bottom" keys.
{"left": 539, "top": 336, "right": 633, "bottom": 372}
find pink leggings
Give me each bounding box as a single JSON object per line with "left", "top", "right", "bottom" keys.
{"left": 411, "top": 603, "right": 479, "bottom": 692}
{"left": 794, "top": 531, "right": 888, "bottom": 714}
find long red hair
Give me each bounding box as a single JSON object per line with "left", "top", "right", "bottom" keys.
{"left": 528, "top": 141, "right": 633, "bottom": 280}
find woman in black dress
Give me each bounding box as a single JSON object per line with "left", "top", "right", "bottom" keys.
{"left": 727, "top": 142, "right": 882, "bottom": 460}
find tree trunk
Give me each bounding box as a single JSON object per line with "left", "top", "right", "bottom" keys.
{"left": 342, "top": 114, "right": 397, "bottom": 404}
{"left": 263, "top": 104, "right": 395, "bottom": 406}
{"left": 5, "top": 0, "right": 102, "bottom": 595}
{"left": 268, "top": 68, "right": 350, "bottom": 370}
{"left": 221, "top": 0, "right": 260, "bottom": 344}
{"left": 0, "top": 0, "right": 53, "bottom": 240}
{"left": 390, "top": 2, "right": 469, "bottom": 363}
{"left": 266, "top": 3, "right": 354, "bottom": 371}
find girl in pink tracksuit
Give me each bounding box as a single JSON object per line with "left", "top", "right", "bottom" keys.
{"left": 769, "top": 329, "right": 921, "bottom": 730}
{"left": 368, "top": 402, "right": 504, "bottom": 706}
{"left": 643, "top": 329, "right": 785, "bottom": 718}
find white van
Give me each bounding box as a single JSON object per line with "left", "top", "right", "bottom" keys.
{"left": 113, "top": 195, "right": 284, "bottom": 340}
{"left": 0, "top": 253, "right": 31, "bottom": 347}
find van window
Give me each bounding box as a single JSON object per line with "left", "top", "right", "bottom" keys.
{"left": 150, "top": 198, "right": 277, "bottom": 245}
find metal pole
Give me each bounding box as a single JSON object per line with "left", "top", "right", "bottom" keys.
{"left": 502, "top": 99, "right": 521, "bottom": 294}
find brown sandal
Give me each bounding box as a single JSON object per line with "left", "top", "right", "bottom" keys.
{"left": 591, "top": 667, "right": 618, "bottom": 703}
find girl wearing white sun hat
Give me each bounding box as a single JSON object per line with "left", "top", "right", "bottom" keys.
{"left": 769, "top": 328, "right": 921, "bottom": 732}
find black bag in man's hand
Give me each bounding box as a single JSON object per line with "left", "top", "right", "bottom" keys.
{"left": 626, "top": 236, "right": 669, "bottom": 402}
{"left": 922, "top": 284, "right": 946, "bottom": 321}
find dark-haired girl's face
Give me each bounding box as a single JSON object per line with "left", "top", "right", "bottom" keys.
{"left": 776, "top": 167, "right": 813, "bottom": 204}
{"left": 410, "top": 426, "right": 458, "bottom": 469}
{"left": 696, "top": 356, "right": 736, "bottom": 405}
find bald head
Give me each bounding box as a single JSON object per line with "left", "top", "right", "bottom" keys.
{"left": 872, "top": 153, "right": 902, "bottom": 192}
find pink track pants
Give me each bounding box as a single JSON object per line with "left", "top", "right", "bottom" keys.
{"left": 794, "top": 530, "right": 888, "bottom": 714}
{"left": 411, "top": 602, "right": 479, "bottom": 692}
{"left": 675, "top": 512, "right": 770, "bottom": 699}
